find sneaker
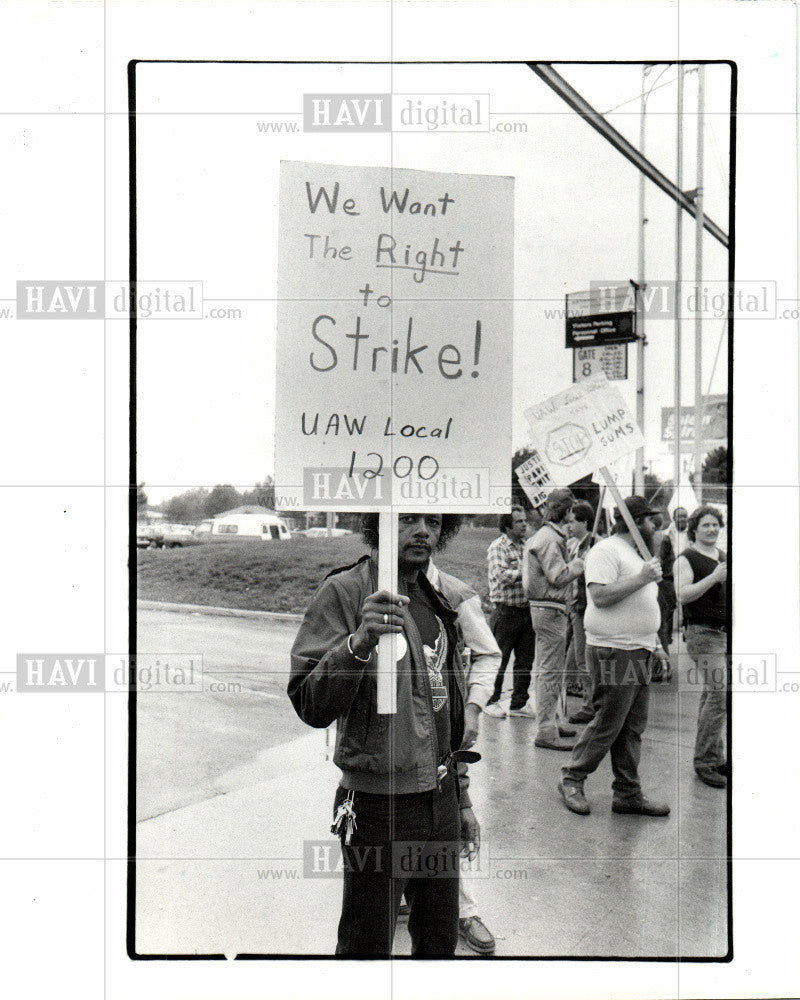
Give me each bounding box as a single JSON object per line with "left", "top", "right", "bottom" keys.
{"left": 458, "top": 916, "right": 496, "bottom": 954}
{"left": 568, "top": 709, "right": 595, "bottom": 724}
{"left": 508, "top": 701, "right": 536, "bottom": 718}
{"left": 558, "top": 725, "right": 577, "bottom": 738}
{"left": 482, "top": 702, "right": 507, "bottom": 718}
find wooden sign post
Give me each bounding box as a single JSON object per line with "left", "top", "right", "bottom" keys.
{"left": 274, "top": 160, "right": 515, "bottom": 714}
{"left": 598, "top": 467, "right": 651, "bottom": 559}
{"left": 591, "top": 485, "right": 606, "bottom": 538}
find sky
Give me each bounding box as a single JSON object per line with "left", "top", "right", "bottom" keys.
{"left": 132, "top": 61, "right": 731, "bottom": 505}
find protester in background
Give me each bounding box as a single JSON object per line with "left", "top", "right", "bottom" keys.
{"left": 676, "top": 506, "right": 728, "bottom": 790}
{"left": 523, "top": 489, "right": 585, "bottom": 750}
{"left": 655, "top": 512, "right": 678, "bottom": 656}
{"left": 667, "top": 506, "right": 689, "bottom": 556}
{"left": 484, "top": 508, "right": 536, "bottom": 718}
{"left": 288, "top": 513, "right": 480, "bottom": 956}
{"left": 425, "top": 558, "right": 498, "bottom": 954}
{"left": 565, "top": 500, "right": 597, "bottom": 725}
{"left": 558, "top": 496, "right": 671, "bottom": 816}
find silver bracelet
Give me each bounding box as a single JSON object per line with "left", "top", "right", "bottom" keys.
{"left": 347, "top": 633, "right": 371, "bottom": 662}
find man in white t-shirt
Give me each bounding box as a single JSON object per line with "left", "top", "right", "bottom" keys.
{"left": 558, "top": 496, "right": 671, "bottom": 817}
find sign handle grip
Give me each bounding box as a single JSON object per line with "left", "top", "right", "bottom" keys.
{"left": 376, "top": 510, "right": 398, "bottom": 715}
{"left": 598, "top": 466, "right": 652, "bottom": 561}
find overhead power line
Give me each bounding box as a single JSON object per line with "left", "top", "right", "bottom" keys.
{"left": 529, "top": 63, "right": 729, "bottom": 249}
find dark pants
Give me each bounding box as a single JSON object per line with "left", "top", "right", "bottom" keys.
{"left": 657, "top": 581, "right": 677, "bottom": 651}
{"left": 334, "top": 776, "right": 460, "bottom": 956}
{"left": 562, "top": 646, "right": 651, "bottom": 801}
{"left": 488, "top": 604, "right": 535, "bottom": 710}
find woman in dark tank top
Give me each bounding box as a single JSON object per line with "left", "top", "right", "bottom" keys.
{"left": 676, "top": 506, "right": 728, "bottom": 789}
{"left": 682, "top": 547, "right": 726, "bottom": 628}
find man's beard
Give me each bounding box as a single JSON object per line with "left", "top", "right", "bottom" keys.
{"left": 637, "top": 522, "right": 655, "bottom": 552}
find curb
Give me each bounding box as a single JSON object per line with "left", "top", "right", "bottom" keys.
{"left": 137, "top": 599, "right": 303, "bottom": 624}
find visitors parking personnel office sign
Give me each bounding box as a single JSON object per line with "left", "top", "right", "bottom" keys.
{"left": 274, "top": 160, "right": 514, "bottom": 512}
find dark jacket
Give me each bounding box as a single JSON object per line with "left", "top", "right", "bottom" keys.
{"left": 288, "top": 556, "right": 469, "bottom": 801}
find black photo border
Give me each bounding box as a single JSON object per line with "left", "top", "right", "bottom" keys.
{"left": 127, "top": 58, "right": 736, "bottom": 963}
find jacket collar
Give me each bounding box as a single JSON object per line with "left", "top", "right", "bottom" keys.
{"left": 365, "top": 555, "right": 457, "bottom": 622}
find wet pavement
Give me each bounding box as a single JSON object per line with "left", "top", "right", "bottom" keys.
{"left": 135, "top": 607, "right": 727, "bottom": 958}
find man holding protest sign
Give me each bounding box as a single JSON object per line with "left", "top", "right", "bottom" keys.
{"left": 558, "top": 496, "right": 671, "bottom": 817}
{"left": 288, "top": 512, "right": 483, "bottom": 956}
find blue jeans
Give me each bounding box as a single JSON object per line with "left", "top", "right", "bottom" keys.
{"left": 562, "top": 646, "right": 651, "bottom": 801}
{"left": 685, "top": 624, "right": 727, "bottom": 771}
{"left": 565, "top": 608, "right": 593, "bottom": 713}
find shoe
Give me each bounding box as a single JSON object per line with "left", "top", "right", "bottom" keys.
{"left": 612, "top": 797, "right": 671, "bottom": 816}
{"left": 568, "top": 709, "right": 595, "bottom": 724}
{"left": 558, "top": 725, "right": 577, "bottom": 738}
{"left": 714, "top": 762, "right": 729, "bottom": 776}
{"left": 398, "top": 900, "right": 410, "bottom": 921}
{"left": 508, "top": 702, "right": 536, "bottom": 718}
{"left": 482, "top": 702, "right": 507, "bottom": 718}
{"left": 534, "top": 737, "right": 575, "bottom": 751}
{"left": 558, "top": 780, "right": 590, "bottom": 815}
{"left": 458, "top": 916, "right": 496, "bottom": 954}
{"left": 696, "top": 767, "right": 726, "bottom": 788}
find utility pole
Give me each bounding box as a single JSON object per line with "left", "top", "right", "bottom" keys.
{"left": 674, "top": 67, "right": 685, "bottom": 505}
{"left": 693, "top": 66, "right": 706, "bottom": 501}
{"left": 634, "top": 64, "right": 650, "bottom": 497}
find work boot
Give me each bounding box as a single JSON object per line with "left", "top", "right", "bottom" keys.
{"left": 558, "top": 780, "right": 590, "bottom": 815}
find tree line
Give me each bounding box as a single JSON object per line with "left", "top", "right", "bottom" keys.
{"left": 137, "top": 446, "right": 727, "bottom": 527}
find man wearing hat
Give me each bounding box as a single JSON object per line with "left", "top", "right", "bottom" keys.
{"left": 558, "top": 496, "right": 671, "bottom": 817}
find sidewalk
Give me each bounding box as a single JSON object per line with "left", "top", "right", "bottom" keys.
{"left": 135, "top": 663, "right": 727, "bottom": 958}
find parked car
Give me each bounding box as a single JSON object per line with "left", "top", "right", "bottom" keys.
{"left": 160, "top": 524, "right": 203, "bottom": 548}
{"left": 301, "top": 527, "right": 354, "bottom": 538}
{"left": 137, "top": 525, "right": 164, "bottom": 549}
{"left": 136, "top": 524, "right": 203, "bottom": 549}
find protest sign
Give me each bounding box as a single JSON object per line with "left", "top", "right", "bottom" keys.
{"left": 274, "top": 160, "right": 514, "bottom": 513}
{"left": 275, "top": 160, "right": 514, "bottom": 712}
{"left": 524, "top": 375, "right": 650, "bottom": 558}
{"left": 513, "top": 450, "right": 555, "bottom": 509}
{"left": 523, "top": 374, "right": 644, "bottom": 486}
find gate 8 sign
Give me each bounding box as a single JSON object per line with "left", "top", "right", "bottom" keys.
{"left": 573, "top": 344, "right": 628, "bottom": 382}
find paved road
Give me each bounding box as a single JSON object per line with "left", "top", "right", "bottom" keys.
{"left": 135, "top": 605, "right": 728, "bottom": 958}
{"left": 136, "top": 606, "right": 308, "bottom": 820}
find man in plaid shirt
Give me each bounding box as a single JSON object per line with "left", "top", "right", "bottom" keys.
{"left": 484, "top": 508, "right": 536, "bottom": 718}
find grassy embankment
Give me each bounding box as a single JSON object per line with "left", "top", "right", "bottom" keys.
{"left": 137, "top": 527, "right": 497, "bottom": 614}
